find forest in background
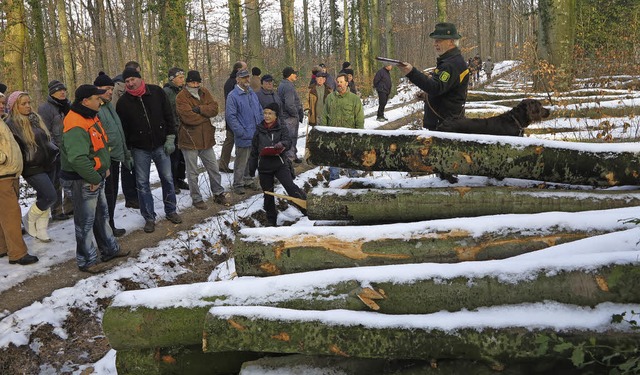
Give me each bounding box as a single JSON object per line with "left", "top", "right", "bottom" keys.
{"left": 1, "top": 0, "right": 640, "bottom": 103}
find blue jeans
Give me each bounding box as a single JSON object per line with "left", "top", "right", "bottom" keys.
{"left": 329, "top": 167, "right": 359, "bottom": 181}
{"left": 61, "top": 178, "right": 120, "bottom": 268}
{"left": 25, "top": 171, "right": 57, "bottom": 211}
{"left": 131, "top": 146, "right": 177, "bottom": 221}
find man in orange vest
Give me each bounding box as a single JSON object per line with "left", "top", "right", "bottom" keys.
{"left": 60, "top": 84, "right": 129, "bottom": 273}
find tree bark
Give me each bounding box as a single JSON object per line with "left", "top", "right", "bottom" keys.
{"left": 228, "top": 0, "right": 243, "bottom": 63}
{"left": 280, "top": 0, "right": 296, "bottom": 67}
{"left": 245, "top": 0, "right": 263, "bottom": 69}
{"left": 56, "top": 0, "right": 75, "bottom": 90}
{"left": 234, "top": 226, "right": 601, "bottom": 276}
{"left": 436, "top": 0, "right": 447, "bottom": 22}
{"left": 203, "top": 306, "right": 640, "bottom": 368}
{"left": 115, "top": 345, "right": 264, "bottom": 375}
{"left": 158, "top": 0, "right": 189, "bottom": 75}
{"left": 4, "top": 0, "right": 27, "bottom": 91}
{"left": 305, "top": 126, "right": 640, "bottom": 186}
{"left": 304, "top": 187, "right": 640, "bottom": 222}
{"left": 104, "top": 264, "right": 640, "bottom": 349}
{"left": 537, "top": 0, "right": 577, "bottom": 91}
{"left": 343, "top": 0, "right": 350, "bottom": 62}
{"left": 357, "top": 0, "right": 371, "bottom": 81}
{"left": 27, "top": 0, "right": 48, "bottom": 98}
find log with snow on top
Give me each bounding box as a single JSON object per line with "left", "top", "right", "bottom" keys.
{"left": 203, "top": 302, "right": 640, "bottom": 369}
{"left": 305, "top": 126, "right": 640, "bottom": 186}
{"left": 304, "top": 186, "right": 640, "bottom": 222}
{"left": 234, "top": 207, "right": 639, "bottom": 276}
{"left": 103, "top": 228, "right": 640, "bottom": 349}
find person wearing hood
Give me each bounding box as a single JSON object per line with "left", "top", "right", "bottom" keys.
{"left": 38, "top": 80, "right": 74, "bottom": 221}
{"left": 175, "top": 70, "right": 228, "bottom": 209}
{"left": 163, "top": 67, "right": 189, "bottom": 192}
{"left": 6, "top": 91, "right": 58, "bottom": 243}
{"left": 116, "top": 67, "right": 183, "bottom": 234}
{"left": 248, "top": 102, "right": 306, "bottom": 226}
{"left": 60, "top": 85, "right": 129, "bottom": 273}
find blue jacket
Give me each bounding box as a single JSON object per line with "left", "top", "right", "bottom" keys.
{"left": 225, "top": 86, "right": 263, "bottom": 148}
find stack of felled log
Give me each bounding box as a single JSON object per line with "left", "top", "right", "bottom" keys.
{"left": 103, "top": 128, "right": 640, "bottom": 374}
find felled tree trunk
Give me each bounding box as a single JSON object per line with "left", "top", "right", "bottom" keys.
{"left": 115, "top": 346, "right": 264, "bottom": 375}
{"left": 203, "top": 306, "right": 640, "bottom": 369}
{"left": 103, "top": 264, "right": 640, "bottom": 349}
{"left": 305, "top": 187, "right": 640, "bottom": 222}
{"left": 235, "top": 228, "right": 596, "bottom": 276}
{"left": 305, "top": 126, "right": 640, "bottom": 186}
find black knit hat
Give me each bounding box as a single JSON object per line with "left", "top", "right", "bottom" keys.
{"left": 0, "top": 83, "right": 6, "bottom": 94}
{"left": 186, "top": 70, "right": 202, "bottom": 83}
{"left": 252, "top": 67, "right": 262, "bottom": 76}
{"left": 168, "top": 67, "right": 184, "bottom": 81}
{"left": 93, "top": 71, "right": 114, "bottom": 87}
{"left": 122, "top": 68, "right": 142, "bottom": 81}
{"left": 74, "top": 84, "right": 107, "bottom": 102}
{"left": 342, "top": 61, "right": 351, "bottom": 70}
{"left": 48, "top": 80, "right": 67, "bottom": 96}
{"left": 282, "top": 67, "right": 297, "bottom": 79}
{"left": 265, "top": 102, "right": 279, "bottom": 114}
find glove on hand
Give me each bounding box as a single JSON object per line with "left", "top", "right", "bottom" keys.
{"left": 192, "top": 106, "right": 201, "bottom": 114}
{"left": 164, "top": 135, "right": 176, "bottom": 155}
{"left": 123, "top": 149, "right": 134, "bottom": 170}
{"left": 273, "top": 142, "right": 284, "bottom": 150}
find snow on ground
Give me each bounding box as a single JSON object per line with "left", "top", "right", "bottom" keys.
{"left": 1, "top": 60, "right": 640, "bottom": 374}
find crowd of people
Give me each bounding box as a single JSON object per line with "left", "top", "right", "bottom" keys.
{"left": 0, "top": 21, "right": 479, "bottom": 272}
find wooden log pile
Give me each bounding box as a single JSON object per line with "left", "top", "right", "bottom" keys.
{"left": 103, "top": 128, "right": 640, "bottom": 374}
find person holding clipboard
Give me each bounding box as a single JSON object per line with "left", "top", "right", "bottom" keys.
{"left": 248, "top": 102, "right": 306, "bottom": 227}
{"left": 380, "top": 22, "right": 470, "bottom": 130}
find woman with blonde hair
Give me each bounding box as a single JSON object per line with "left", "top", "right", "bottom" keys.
{"left": 5, "top": 91, "right": 59, "bottom": 242}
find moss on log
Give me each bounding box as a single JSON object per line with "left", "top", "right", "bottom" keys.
{"left": 305, "top": 187, "right": 640, "bottom": 222}
{"left": 104, "top": 264, "right": 640, "bottom": 349}
{"left": 235, "top": 227, "right": 596, "bottom": 276}
{"left": 115, "top": 346, "right": 264, "bottom": 375}
{"left": 240, "top": 354, "right": 388, "bottom": 374}
{"left": 305, "top": 126, "right": 640, "bottom": 186}
{"left": 203, "top": 306, "right": 640, "bottom": 369}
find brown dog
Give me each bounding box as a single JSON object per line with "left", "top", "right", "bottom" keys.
{"left": 437, "top": 99, "right": 550, "bottom": 136}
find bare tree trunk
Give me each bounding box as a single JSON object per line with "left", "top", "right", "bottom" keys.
{"left": 475, "top": 0, "right": 482, "bottom": 57}
{"left": 158, "top": 0, "right": 189, "bottom": 76}
{"left": 537, "top": 0, "right": 577, "bottom": 91}
{"left": 3, "top": 0, "right": 27, "bottom": 91}
{"left": 280, "top": 0, "right": 296, "bottom": 66}
{"left": 357, "top": 0, "right": 371, "bottom": 80}
{"left": 245, "top": 0, "right": 263, "bottom": 69}
{"left": 302, "top": 0, "right": 310, "bottom": 55}
{"left": 56, "top": 0, "right": 75, "bottom": 90}
{"left": 200, "top": 0, "right": 214, "bottom": 81}
{"left": 106, "top": 0, "right": 124, "bottom": 66}
{"left": 436, "top": 0, "right": 447, "bottom": 22}
{"left": 228, "top": 0, "right": 243, "bottom": 63}
{"left": 330, "top": 0, "right": 337, "bottom": 57}
{"left": 27, "top": 0, "right": 48, "bottom": 98}
{"left": 343, "top": 0, "right": 349, "bottom": 62}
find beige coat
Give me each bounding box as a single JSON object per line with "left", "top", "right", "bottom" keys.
{"left": 175, "top": 87, "right": 219, "bottom": 150}
{"left": 0, "top": 118, "right": 23, "bottom": 179}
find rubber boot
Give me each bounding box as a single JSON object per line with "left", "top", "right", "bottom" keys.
{"left": 34, "top": 208, "right": 52, "bottom": 242}
{"left": 22, "top": 205, "right": 41, "bottom": 238}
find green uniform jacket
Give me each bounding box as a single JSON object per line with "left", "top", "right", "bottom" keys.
{"left": 61, "top": 106, "right": 111, "bottom": 185}
{"left": 320, "top": 90, "right": 364, "bottom": 129}
{"left": 97, "top": 101, "right": 131, "bottom": 164}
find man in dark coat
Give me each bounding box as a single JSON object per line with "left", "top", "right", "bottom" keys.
{"left": 116, "top": 68, "right": 183, "bottom": 233}
{"left": 398, "top": 22, "right": 470, "bottom": 130}
{"left": 163, "top": 67, "right": 189, "bottom": 192}
{"left": 373, "top": 64, "right": 392, "bottom": 121}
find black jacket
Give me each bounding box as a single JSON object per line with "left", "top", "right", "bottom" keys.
{"left": 116, "top": 83, "right": 176, "bottom": 151}
{"left": 373, "top": 67, "right": 391, "bottom": 94}
{"left": 248, "top": 120, "right": 292, "bottom": 175}
{"left": 406, "top": 47, "right": 469, "bottom": 130}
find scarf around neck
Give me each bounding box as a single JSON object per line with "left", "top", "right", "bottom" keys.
{"left": 126, "top": 80, "right": 147, "bottom": 97}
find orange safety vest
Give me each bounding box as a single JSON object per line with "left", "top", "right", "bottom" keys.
{"left": 63, "top": 110, "right": 109, "bottom": 171}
